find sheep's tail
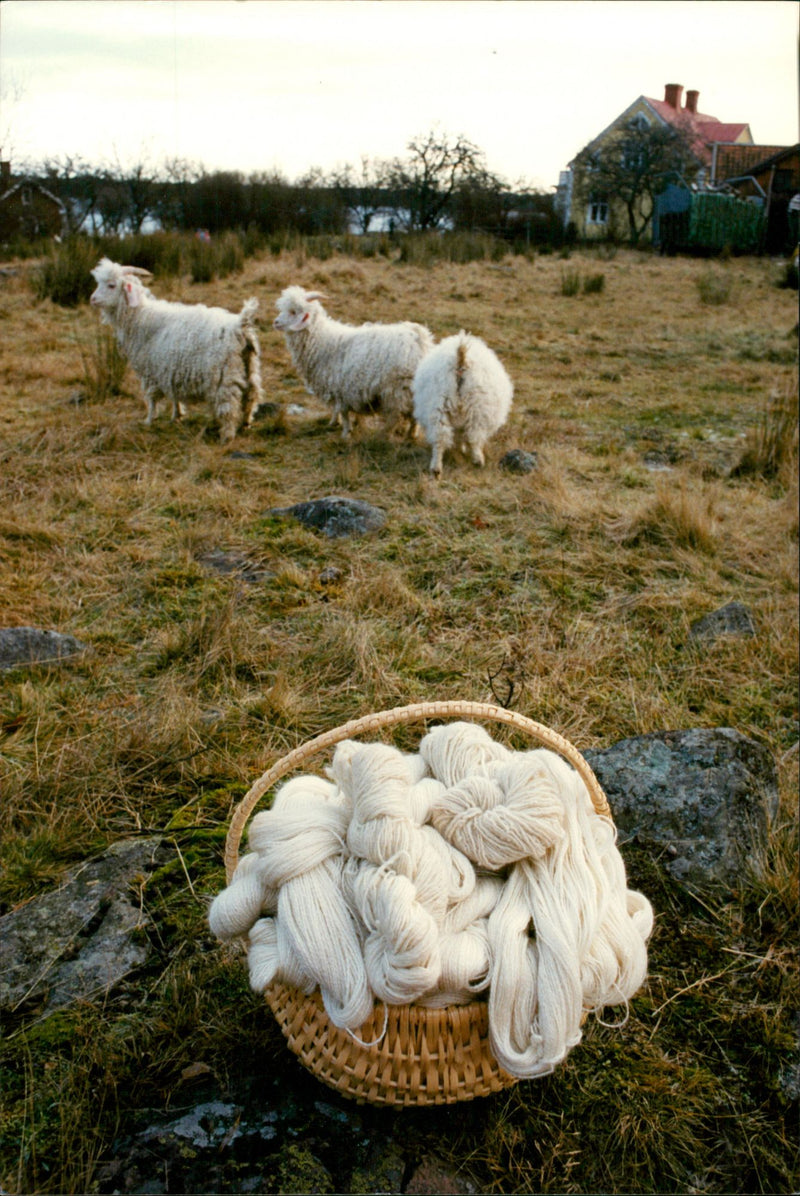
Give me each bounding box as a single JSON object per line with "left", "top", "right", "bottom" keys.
{"left": 455, "top": 330, "right": 470, "bottom": 396}
{"left": 239, "top": 297, "right": 259, "bottom": 326}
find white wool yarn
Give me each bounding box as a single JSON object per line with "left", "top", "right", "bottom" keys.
{"left": 208, "top": 851, "right": 277, "bottom": 941}
{"left": 210, "top": 722, "right": 654, "bottom": 1076}
{"left": 247, "top": 916, "right": 317, "bottom": 994}
{"left": 418, "top": 721, "right": 510, "bottom": 786}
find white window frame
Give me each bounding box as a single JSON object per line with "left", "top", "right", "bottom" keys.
{"left": 587, "top": 195, "right": 609, "bottom": 225}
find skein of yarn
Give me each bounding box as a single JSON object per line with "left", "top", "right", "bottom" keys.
{"left": 210, "top": 715, "right": 654, "bottom": 1080}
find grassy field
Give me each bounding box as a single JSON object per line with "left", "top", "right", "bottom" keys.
{"left": 0, "top": 243, "right": 798, "bottom": 1194}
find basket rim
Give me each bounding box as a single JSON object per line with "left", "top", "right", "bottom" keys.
{"left": 224, "top": 699, "right": 610, "bottom": 883}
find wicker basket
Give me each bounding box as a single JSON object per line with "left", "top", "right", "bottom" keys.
{"left": 224, "top": 700, "right": 612, "bottom": 1106}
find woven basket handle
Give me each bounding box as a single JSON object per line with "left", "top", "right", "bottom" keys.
{"left": 224, "top": 700, "right": 610, "bottom": 882}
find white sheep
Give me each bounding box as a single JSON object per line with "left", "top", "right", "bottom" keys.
{"left": 89, "top": 257, "right": 264, "bottom": 443}
{"left": 412, "top": 330, "right": 513, "bottom": 476}
{"left": 273, "top": 285, "right": 434, "bottom": 439}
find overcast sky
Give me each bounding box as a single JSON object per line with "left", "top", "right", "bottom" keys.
{"left": 1, "top": 0, "right": 797, "bottom": 189}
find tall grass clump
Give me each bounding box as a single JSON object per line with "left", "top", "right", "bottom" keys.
{"left": 731, "top": 373, "right": 799, "bottom": 483}
{"left": 582, "top": 272, "right": 605, "bottom": 295}
{"left": 397, "top": 231, "right": 507, "bottom": 266}
{"left": 188, "top": 236, "right": 216, "bottom": 283}
{"left": 77, "top": 325, "right": 128, "bottom": 403}
{"left": 560, "top": 267, "right": 581, "bottom": 296}
{"left": 34, "top": 237, "right": 99, "bottom": 306}
{"left": 696, "top": 268, "right": 732, "bottom": 305}
{"left": 106, "top": 231, "right": 185, "bottom": 278}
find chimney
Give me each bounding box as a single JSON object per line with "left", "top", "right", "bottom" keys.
{"left": 664, "top": 83, "right": 683, "bottom": 110}
{"left": 685, "top": 89, "right": 699, "bottom": 115}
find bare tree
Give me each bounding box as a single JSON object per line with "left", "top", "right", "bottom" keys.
{"left": 39, "top": 155, "right": 103, "bottom": 234}
{"left": 332, "top": 155, "right": 391, "bottom": 234}
{"left": 387, "top": 129, "right": 494, "bottom": 231}
{"left": 156, "top": 156, "right": 202, "bottom": 230}
{"left": 574, "top": 119, "right": 698, "bottom": 245}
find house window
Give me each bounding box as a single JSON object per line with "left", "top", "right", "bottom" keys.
{"left": 587, "top": 194, "right": 608, "bottom": 225}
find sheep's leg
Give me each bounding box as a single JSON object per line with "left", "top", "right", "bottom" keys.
{"left": 215, "top": 390, "right": 243, "bottom": 443}
{"left": 429, "top": 442, "right": 444, "bottom": 477}
{"left": 427, "top": 418, "right": 452, "bottom": 477}
{"left": 169, "top": 398, "right": 186, "bottom": 422}
{"left": 214, "top": 358, "right": 247, "bottom": 443}
{"left": 142, "top": 387, "right": 163, "bottom": 426}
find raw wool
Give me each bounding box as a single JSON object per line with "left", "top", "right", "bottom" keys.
{"left": 273, "top": 285, "right": 434, "bottom": 438}
{"left": 209, "top": 721, "right": 654, "bottom": 1078}
{"left": 89, "top": 258, "right": 264, "bottom": 443}
{"left": 412, "top": 330, "right": 514, "bottom": 476}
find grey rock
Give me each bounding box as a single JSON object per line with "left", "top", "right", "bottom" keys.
{"left": 269, "top": 495, "right": 386, "bottom": 539}
{"left": 689, "top": 601, "right": 756, "bottom": 642}
{"left": 141, "top": 1101, "right": 257, "bottom": 1150}
{"left": 0, "top": 626, "right": 88, "bottom": 670}
{"left": 643, "top": 451, "right": 674, "bottom": 472}
{"left": 318, "top": 566, "right": 344, "bottom": 585}
{"left": 584, "top": 728, "right": 778, "bottom": 885}
{"left": 0, "top": 837, "right": 165, "bottom": 1015}
{"left": 500, "top": 449, "right": 538, "bottom": 474}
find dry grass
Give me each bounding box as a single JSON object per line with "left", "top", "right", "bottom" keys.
{"left": 0, "top": 246, "right": 797, "bottom": 1194}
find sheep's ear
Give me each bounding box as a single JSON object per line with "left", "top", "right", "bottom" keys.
{"left": 122, "top": 265, "right": 153, "bottom": 279}
{"left": 123, "top": 278, "right": 141, "bottom": 307}
{"left": 304, "top": 291, "right": 326, "bottom": 302}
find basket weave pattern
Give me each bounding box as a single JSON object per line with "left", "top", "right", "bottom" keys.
{"left": 225, "top": 701, "right": 611, "bottom": 1106}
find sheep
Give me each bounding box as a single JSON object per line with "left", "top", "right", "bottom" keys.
{"left": 273, "top": 285, "right": 434, "bottom": 439}
{"left": 89, "top": 257, "right": 264, "bottom": 443}
{"left": 412, "top": 330, "right": 513, "bottom": 477}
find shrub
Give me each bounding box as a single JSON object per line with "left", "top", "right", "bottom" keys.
{"left": 189, "top": 237, "right": 215, "bottom": 283}
{"left": 560, "top": 267, "right": 581, "bottom": 297}
{"left": 34, "top": 237, "right": 98, "bottom": 307}
{"left": 215, "top": 231, "right": 245, "bottom": 278}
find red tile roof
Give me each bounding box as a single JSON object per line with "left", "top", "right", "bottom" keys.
{"left": 645, "top": 96, "right": 751, "bottom": 163}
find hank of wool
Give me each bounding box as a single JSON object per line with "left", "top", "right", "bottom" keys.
{"left": 209, "top": 721, "right": 654, "bottom": 1078}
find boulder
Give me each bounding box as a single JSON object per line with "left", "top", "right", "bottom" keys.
{"left": 689, "top": 601, "right": 756, "bottom": 642}
{"left": 0, "top": 626, "right": 88, "bottom": 670}
{"left": 500, "top": 449, "right": 538, "bottom": 474}
{"left": 268, "top": 495, "right": 386, "bottom": 539}
{"left": 585, "top": 728, "right": 778, "bottom": 885}
{"left": 0, "top": 837, "right": 165, "bottom": 1015}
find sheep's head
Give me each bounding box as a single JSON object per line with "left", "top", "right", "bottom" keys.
{"left": 273, "top": 285, "right": 326, "bottom": 334}
{"left": 90, "top": 258, "right": 153, "bottom": 315}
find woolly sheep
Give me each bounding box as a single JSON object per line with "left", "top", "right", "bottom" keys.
{"left": 89, "top": 257, "right": 264, "bottom": 443}
{"left": 273, "top": 285, "right": 434, "bottom": 438}
{"left": 412, "top": 330, "right": 513, "bottom": 476}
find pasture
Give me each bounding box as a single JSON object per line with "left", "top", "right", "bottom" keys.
{"left": 0, "top": 244, "right": 797, "bottom": 1194}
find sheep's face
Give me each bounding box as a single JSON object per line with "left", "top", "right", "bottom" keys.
{"left": 273, "top": 287, "right": 325, "bottom": 334}
{"left": 90, "top": 263, "right": 124, "bottom": 311}
{"left": 90, "top": 259, "right": 150, "bottom": 313}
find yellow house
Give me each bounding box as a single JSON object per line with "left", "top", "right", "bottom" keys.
{"left": 556, "top": 84, "right": 753, "bottom": 243}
